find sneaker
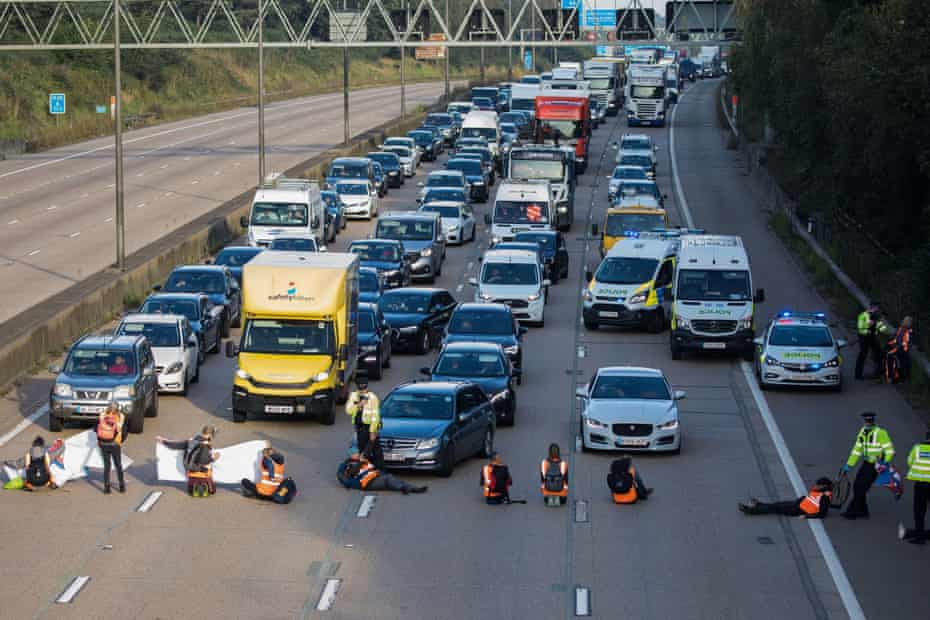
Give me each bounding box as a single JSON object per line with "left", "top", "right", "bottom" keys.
{"left": 898, "top": 523, "right": 907, "bottom": 541}
{"left": 118, "top": 484, "right": 126, "bottom": 494}
{"left": 103, "top": 486, "right": 111, "bottom": 495}
{"left": 738, "top": 503, "right": 749, "bottom": 513}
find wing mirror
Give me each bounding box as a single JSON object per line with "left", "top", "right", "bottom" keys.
{"left": 484, "top": 213, "right": 492, "bottom": 225}
{"left": 239, "top": 216, "right": 249, "bottom": 228}
{"left": 836, "top": 338, "right": 848, "bottom": 349}
{"left": 458, "top": 412, "right": 470, "bottom": 423}
{"left": 225, "top": 341, "right": 238, "bottom": 358}
{"left": 575, "top": 386, "right": 589, "bottom": 399}
{"left": 673, "top": 390, "right": 687, "bottom": 401}
{"left": 753, "top": 336, "right": 764, "bottom": 346}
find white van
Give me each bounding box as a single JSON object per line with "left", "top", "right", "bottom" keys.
{"left": 469, "top": 249, "right": 549, "bottom": 326}
{"left": 243, "top": 175, "right": 326, "bottom": 249}
{"left": 670, "top": 235, "right": 765, "bottom": 361}
{"left": 488, "top": 180, "right": 553, "bottom": 244}
{"left": 461, "top": 111, "right": 501, "bottom": 159}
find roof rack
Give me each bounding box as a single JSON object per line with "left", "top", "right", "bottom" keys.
{"left": 261, "top": 173, "right": 319, "bottom": 191}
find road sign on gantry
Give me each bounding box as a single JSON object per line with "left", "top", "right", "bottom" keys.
{"left": 49, "top": 93, "right": 66, "bottom": 115}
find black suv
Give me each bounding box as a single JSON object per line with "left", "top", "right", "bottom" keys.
{"left": 379, "top": 288, "right": 457, "bottom": 354}
{"left": 358, "top": 302, "right": 394, "bottom": 380}
{"left": 155, "top": 265, "right": 241, "bottom": 336}
{"left": 443, "top": 303, "right": 527, "bottom": 374}
{"left": 49, "top": 334, "right": 159, "bottom": 433}
{"left": 377, "top": 381, "right": 496, "bottom": 477}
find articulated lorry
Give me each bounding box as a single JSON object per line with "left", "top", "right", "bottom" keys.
{"left": 698, "top": 45, "right": 721, "bottom": 77}
{"left": 534, "top": 95, "right": 591, "bottom": 172}
{"left": 625, "top": 65, "right": 668, "bottom": 126}
{"left": 583, "top": 61, "right": 621, "bottom": 116}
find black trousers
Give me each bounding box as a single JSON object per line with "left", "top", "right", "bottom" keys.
{"left": 366, "top": 473, "right": 412, "bottom": 492}
{"left": 356, "top": 426, "right": 384, "bottom": 469}
{"left": 912, "top": 481, "right": 930, "bottom": 539}
{"left": 855, "top": 334, "right": 879, "bottom": 379}
{"left": 845, "top": 462, "right": 878, "bottom": 516}
{"left": 746, "top": 500, "right": 803, "bottom": 517}
{"left": 240, "top": 479, "right": 273, "bottom": 501}
{"left": 898, "top": 351, "right": 912, "bottom": 382}
{"left": 100, "top": 443, "right": 124, "bottom": 489}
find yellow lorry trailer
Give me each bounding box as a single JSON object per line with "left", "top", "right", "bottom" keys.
{"left": 227, "top": 252, "right": 359, "bottom": 424}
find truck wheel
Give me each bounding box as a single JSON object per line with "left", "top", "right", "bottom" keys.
{"left": 320, "top": 399, "right": 336, "bottom": 426}
{"left": 221, "top": 314, "right": 231, "bottom": 339}
{"left": 128, "top": 412, "right": 144, "bottom": 434}
{"left": 233, "top": 409, "right": 246, "bottom": 423}
{"left": 49, "top": 414, "right": 62, "bottom": 432}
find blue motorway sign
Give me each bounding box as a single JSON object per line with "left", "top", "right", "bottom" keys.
{"left": 524, "top": 50, "right": 533, "bottom": 71}
{"left": 561, "top": 0, "right": 579, "bottom": 8}
{"left": 49, "top": 93, "right": 66, "bottom": 115}
{"left": 582, "top": 9, "right": 617, "bottom": 29}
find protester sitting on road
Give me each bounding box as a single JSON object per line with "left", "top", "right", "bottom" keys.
{"left": 739, "top": 478, "right": 833, "bottom": 518}
{"left": 241, "top": 442, "right": 292, "bottom": 502}
{"left": 481, "top": 452, "right": 513, "bottom": 505}
{"left": 23, "top": 436, "right": 52, "bottom": 490}
{"left": 607, "top": 457, "right": 652, "bottom": 504}
{"left": 157, "top": 425, "right": 220, "bottom": 497}
{"left": 540, "top": 443, "right": 568, "bottom": 506}
{"left": 337, "top": 452, "right": 427, "bottom": 494}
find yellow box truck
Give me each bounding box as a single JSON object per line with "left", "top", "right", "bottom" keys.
{"left": 226, "top": 252, "right": 359, "bottom": 424}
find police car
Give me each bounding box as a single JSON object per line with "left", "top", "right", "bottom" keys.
{"left": 753, "top": 312, "right": 847, "bottom": 391}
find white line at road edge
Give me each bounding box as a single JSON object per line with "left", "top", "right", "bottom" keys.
{"left": 315, "top": 578, "right": 342, "bottom": 611}
{"left": 55, "top": 576, "right": 90, "bottom": 604}
{"left": 0, "top": 404, "right": 48, "bottom": 448}
{"left": 669, "top": 85, "right": 865, "bottom": 620}
{"left": 574, "top": 586, "right": 591, "bottom": 616}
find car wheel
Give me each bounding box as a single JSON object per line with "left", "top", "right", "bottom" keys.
{"left": 670, "top": 340, "right": 683, "bottom": 361}
{"left": 479, "top": 428, "right": 494, "bottom": 458}
{"left": 233, "top": 409, "right": 247, "bottom": 423}
{"left": 191, "top": 361, "right": 200, "bottom": 384}
{"left": 583, "top": 318, "right": 599, "bottom": 331}
{"left": 128, "top": 411, "right": 144, "bottom": 434}
{"left": 49, "top": 414, "right": 63, "bottom": 432}
{"left": 550, "top": 269, "right": 560, "bottom": 285}
{"left": 320, "top": 398, "right": 336, "bottom": 426}
{"left": 435, "top": 260, "right": 442, "bottom": 277}
{"left": 505, "top": 392, "right": 517, "bottom": 426}
{"left": 579, "top": 417, "right": 591, "bottom": 453}
{"left": 221, "top": 314, "right": 231, "bottom": 339}
{"left": 437, "top": 444, "right": 455, "bottom": 478}
{"left": 231, "top": 311, "right": 241, "bottom": 329}
{"left": 336, "top": 379, "right": 350, "bottom": 405}
{"left": 180, "top": 373, "right": 188, "bottom": 397}
{"left": 417, "top": 329, "right": 431, "bottom": 355}
{"left": 197, "top": 340, "right": 206, "bottom": 364}
{"left": 369, "top": 353, "right": 383, "bottom": 380}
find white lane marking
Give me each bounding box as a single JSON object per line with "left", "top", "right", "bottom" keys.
{"left": 574, "top": 499, "right": 589, "bottom": 523}
{"left": 160, "top": 164, "right": 169, "bottom": 169}
{"left": 668, "top": 84, "right": 865, "bottom": 620}
{"left": 0, "top": 404, "right": 47, "bottom": 448}
{"left": 46, "top": 205, "right": 57, "bottom": 211}
{"left": 164, "top": 192, "right": 174, "bottom": 197}
{"left": 137, "top": 490, "right": 164, "bottom": 513}
{"left": 184, "top": 157, "right": 191, "bottom": 161}
{"left": 466, "top": 261, "right": 474, "bottom": 270}
{"left": 234, "top": 162, "right": 241, "bottom": 167}
{"left": 214, "top": 170, "right": 221, "bottom": 176}
{"left": 136, "top": 172, "right": 144, "bottom": 177}
{"left": 27, "top": 249, "right": 40, "bottom": 256}
{"left": 356, "top": 495, "right": 376, "bottom": 518}
{"left": 7, "top": 219, "right": 18, "bottom": 225}
{"left": 135, "top": 203, "right": 146, "bottom": 209}
{"left": 55, "top": 576, "right": 90, "bottom": 604}
{"left": 740, "top": 363, "right": 865, "bottom": 619}
{"left": 105, "top": 184, "right": 114, "bottom": 189}
{"left": 315, "top": 578, "right": 342, "bottom": 611}
{"left": 80, "top": 193, "right": 88, "bottom": 198}
{"left": 104, "top": 217, "right": 113, "bottom": 223}
{"left": 574, "top": 586, "right": 591, "bottom": 616}
{"left": 68, "top": 232, "right": 80, "bottom": 238}
{"left": 191, "top": 180, "right": 199, "bottom": 185}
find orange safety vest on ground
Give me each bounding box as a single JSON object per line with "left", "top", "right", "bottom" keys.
{"left": 541, "top": 458, "right": 568, "bottom": 497}
{"left": 798, "top": 489, "right": 831, "bottom": 516}
{"left": 482, "top": 464, "right": 504, "bottom": 498}
{"left": 256, "top": 458, "right": 285, "bottom": 497}
{"left": 358, "top": 462, "right": 380, "bottom": 489}
{"left": 612, "top": 466, "right": 638, "bottom": 504}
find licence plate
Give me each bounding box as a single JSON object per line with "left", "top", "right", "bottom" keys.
{"left": 599, "top": 311, "right": 619, "bottom": 318}
{"left": 789, "top": 374, "right": 817, "bottom": 382}
{"left": 620, "top": 439, "right": 649, "bottom": 447}
{"left": 77, "top": 405, "right": 105, "bottom": 414}
{"left": 702, "top": 342, "right": 726, "bottom": 350}
{"left": 383, "top": 453, "right": 404, "bottom": 462}
{"left": 265, "top": 405, "right": 294, "bottom": 414}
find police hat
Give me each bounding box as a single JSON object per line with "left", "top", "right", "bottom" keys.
{"left": 355, "top": 371, "right": 369, "bottom": 388}
{"left": 860, "top": 412, "right": 877, "bottom": 422}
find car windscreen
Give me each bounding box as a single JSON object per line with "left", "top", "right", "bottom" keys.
{"left": 250, "top": 202, "right": 308, "bottom": 227}
{"left": 350, "top": 242, "right": 401, "bottom": 262}
{"left": 436, "top": 351, "right": 505, "bottom": 377}
{"left": 424, "top": 188, "right": 466, "bottom": 203}
{"left": 215, "top": 248, "right": 261, "bottom": 267}
{"left": 449, "top": 310, "right": 513, "bottom": 335}
{"left": 165, "top": 271, "right": 226, "bottom": 294}
{"left": 336, "top": 183, "right": 368, "bottom": 195}
{"left": 613, "top": 167, "right": 648, "bottom": 180}
{"left": 514, "top": 233, "right": 555, "bottom": 252}
{"left": 384, "top": 146, "right": 411, "bottom": 158}
{"left": 595, "top": 257, "right": 658, "bottom": 285}
{"left": 368, "top": 153, "right": 398, "bottom": 167}
{"left": 376, "top": 219, "right": 435, "bottom": 241}
{"left": 493, "top": 200, "right": 550, "bottom": 224}
{"left": 500, "top": 114, "right": 524, "bottom": 125}
{"left": 447, "top": 160, "right": 482, "bottom": 175}
{"left": 427, "top": 174, "right": 462, "bottom": 187}
{"left": 241, "top": 319, "right": 334, "bottom": 355}
{"left": 270, "top": 238, "right": 317, "bottom": 252}
{"left": 427, "top": 114, "right": 452, "bottom": 125}
{"left": 605, "top": 213, "right": 665, "bottom": 236}
{"left": 481, "top": 262, "right": 539, "bottom": 286}
{"left": 462, "top": 127, "right": 497, "bottom": 140}
{"left": 616, "top": 182, "right": 659, "bottom": 200}
{"left": 421, "top": 205, "right": 461, "bottom": 219}
{"left": 677, "top": 269, "right": 752, "bottom": 302}
{"left": 769, "top": 325, "right": 834, "bottom": 348}
{"left": 539, "top": 120, "right": 582, "bottom": 140}
{"left": 380, "top": 293, "right": 430, "bottom": 314}
{"left": 385, "top": 138, "right": 413, "bottom": 148}
{"left": 621, "top": 138, "right": 652, "bottom": 151}
{"left": 65, "top": 349, "right": 136, "bottom": 376}
{"left": 619, "top": 155, "right": 652, "bottom": 169}
{"left": 592, "top": 375, "right": 670, "bottom": 400}
{"left": 119, "top": 321, "right": 181, "bottom": 347}
{"left": 510, "top": 159, "right": 564, "bottom": 182}
{"left": 631, "top": 85, "right": 665, "bottom": 99}
{"left": 501, "top": 123, "right": 518, "bottom": 135}
{"left": 328, "top": 162, "right": 367, "bottom": 178}
{"left": 140, "top": 299, "right": 198, "bottom": 322}
{"left": 511, "top": 99, "right": 534, "bottom": 111}
{"left": 359, "top": 271, "right": 380, "bottom": 293}
{"left": 358, "top": 311, "right": 377, "bottom": 333}
{"left": 381, "top": 392, "right": 453, "bottom": 420}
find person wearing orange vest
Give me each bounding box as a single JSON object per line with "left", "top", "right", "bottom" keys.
{"left": 889, "top": 316, "right": 914, "bottom": 383}
{"left": 241, "top": 442, "right": 286, "bottom": 500}
{"left": 481, "top": 452, "right": 512, "bottom": 505}
{"left": 96, "top": 401, "right": 128, "bottom": 494}
{"left": 157, "top": 425, "right": 220, "bottom": 497}
{"left": 540, "top": 443, "right": 569, "bottom": 505}
{"left": 607, "top": 457, "right": 652, "bottom": 504}
{"left": 738, "top": 478, "right": 834, "bottom": 518}
{"left": 337, "top": 452, "right": 427, "bottom": 494}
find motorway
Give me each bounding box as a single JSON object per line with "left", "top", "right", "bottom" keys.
{"left": 0, "top": 81, "right": 456, "bottom": 324}
{"left": 0, "top": 78, "right": 927, "bottom": 620}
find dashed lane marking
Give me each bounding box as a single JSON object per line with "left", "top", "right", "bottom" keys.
{"left": 574, "top": 586, "right": 591, "bottom": 616}
{"left": 68, "top": 232, "right": 80, "bottom": 238}
{"left": 27, "top": 249, "right": 40, "bottom": 256}
{"left": 55, "top": 576, "right": 90, "bottom": 604}
{"left": 315, "top": 578, "right": 342, "bottom": 611}
{"left": 136, "top": 491, "right": 163, "bottom": 513}
{"left": 356, "top": 495, "right": 376, "bottom": 518}
{"left": 8, "top": 219, "right": 18, "bottom": 225}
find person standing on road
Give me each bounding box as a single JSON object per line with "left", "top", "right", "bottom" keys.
{"left": 96, "top": 402, "right": 128, "bottom": 494}
{"left": 889, "top": 316, "right": 914, "bottom": 383}
{"left": 898, "top": 430, "right": 930, "bottom": 545}
{"left": 842, "top": 412, "right": 895, "bottom": 520}
{"left": 739, "top": 478, "right": 833, "bottom": 518}
{"left": 855, "top": 302, "right": 881, "bottom": 380}
{"left": 540, "top": 443, "right": 568, "bottom": 506}
{"left": 345, "top": 374, "right": 382, "bottom": 467}
{"left": 481, "top": 452, "right": 512, "bottom": 505}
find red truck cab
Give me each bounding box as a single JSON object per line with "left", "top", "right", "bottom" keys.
{"left": 533, "top": 96, "right": 591, "bottom": 173}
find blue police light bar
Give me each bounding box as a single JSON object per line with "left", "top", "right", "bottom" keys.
{"left": 623, "top": 230, "right": 640, "bottom": 238}
{"left": 776, "top": 311, "right": 827, "bottom": 320}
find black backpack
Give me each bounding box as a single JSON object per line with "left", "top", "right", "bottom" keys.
{"left": 183, "top": 440, "right": 211, "bottom": 473}
{"left": 608, "top": 460, "right": 634, "bottom": 494}
{"left": 490, "top": 465, "right": 510, "bottom": 496}
{"left": 26, "top": 457, "right": 49, "bottom": 487}
{"left": 544, "top": 460, "right": 565, "bottom": 492}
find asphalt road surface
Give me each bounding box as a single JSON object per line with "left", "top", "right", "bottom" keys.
{"left": 0, "top": 81, "right": 456, "bottom": 324}
{"left": 0, "top": 78, "right": 926, "bottom": 620}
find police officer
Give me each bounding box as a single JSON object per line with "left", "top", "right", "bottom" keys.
{"left": 855, "top": 302, "right": 880, "bottom": 380}
{"left": 345, "top": 373, "right": 382, "bottom": 467}
{"left": 842, "top": 412, "right": 895, "bottom": 520}
{"left": 898, "top": 430, "right": 930, "bottom": 544}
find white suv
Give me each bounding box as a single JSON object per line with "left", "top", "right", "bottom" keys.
{"left": 116, "top": 314, "right": 200, "bottom": 395}
{"left": 469, "top": 249, "right": 549, "bottom": 327}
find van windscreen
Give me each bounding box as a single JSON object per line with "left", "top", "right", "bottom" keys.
{"left": 677, "top": 269, "right": 751, "bottom": 302}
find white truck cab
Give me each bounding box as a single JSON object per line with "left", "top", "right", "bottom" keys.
{"left": 461, "top": 111, "right": 501, "bottom": 159}
{"left": 488, "top": 180, "right": 553, "bottom": 244}
{"left": 626, "top": 65, "right": 668, "bottom": 127}
{"left": 670, "top": 235, "right": 765, "bottom": 361}
{"left": 244, "top": 175, "right": 326, "bottom": 250}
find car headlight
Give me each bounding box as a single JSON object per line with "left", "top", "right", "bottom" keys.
{"left": 503, "top": 345, "right": 519, "bottom": 356}
{"left": 585, "top": 417, "right": 608, "bottom": 430}
{"left": 825, "top": 357, "right": 840, "bottom": 368}
{"left": 478, "top": 293, "right": 494, "bottom": 301}
{"left": 382, "top": 269, "right": 400, "bottom": 277}
{"left": 527, "top": 293, "right": 541, "bottom": 302}
{"left": 446, "top": 224, "right": 458, "bottom": 232}
{"left": 491, "top": 236, "right": 501, "bottom": 245}
{"left": 557, "top": 206, "right": 568, "bottom": 213}
{"left": 676, "top": 317, "right": 691, "bottom": 330}
{"left": 417, "top": 437, "right": 440, "bottom": 450}
{"left": 54, "top": 383, "right": 72, "bottom": 398}
{"left": 628, "top": 292, "right": 647, "bottom": 305}
{"left": 656, "top": 419, "right": 679, "bottom": 430}
{"left": 473, "top": 181, "right": 485, "bottom": 186}
{"left": 314, "top": 372, "right": 330, "bottom": 382}
{"left": 420, "top": 248, "right": 432, "bottom": 257}
{"left": 236, "top": 369, "right": 252, "bottom": 381}
{"left": 582, "top": 289, "right": 593, "bottom": 302}
{"left": 113, "top": 385, "right": 135, "bottom": 399}
{"left": 399, "top": 326, "right": 419, "bottom": 334}
{"left": 764, "top": 355, "right": 781, "bottom": 367}
{"left": 165, "top": 362, "right": 183, "bottom": 374}
{"left": 738, "top": 317, "right": 753, "bottom": 330}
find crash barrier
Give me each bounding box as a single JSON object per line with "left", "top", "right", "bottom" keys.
{"left": 718, "top": 82, "right": 930, "bottom": 382}
{"left": 0, "top": 82, "right": 475, "bottom": 391}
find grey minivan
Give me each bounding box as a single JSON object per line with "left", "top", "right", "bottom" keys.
{"left": 375, "top": 211, "right": 446, "bottom": 283}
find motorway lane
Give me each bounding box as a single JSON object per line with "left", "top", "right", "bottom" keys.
{"left": 0, "top": 81, "right": 458, "bottom": 323}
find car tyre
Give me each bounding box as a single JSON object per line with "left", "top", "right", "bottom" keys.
{"left": 437, "top": 444, "right": 455, "bottom": 478}
{"left": 128, "top": 411, "right": 144, "bottom": 434}
{"left": 180, "top": 374, "right": 189, "bottom": 397}
{"left": 197, "top": 342, "right": 206, "bottom": 364}
{"left": 320, "top": 398, "right": 336, "bottom": 426}
{"left": 670, "top": 340, "right": 683, "bottom": 361}
{"left": 579, "top": 417, "right": 591, "bottom": 453}
{"left": 369, "top": 353, "right": 383, "bottom": 381}
{"left": 49, "top": 414, "right": 63, "bottom": 432}
{"left": 233, "top": 409, "right": 246, "bottom": 423}
{"left": 417, "top": 329, "right": 431, "bottom": 355}
{"left": 479, "top": 428, "right": 494, "bottom": 458}
{"left": 584, "top": 318, "right": 599, "bottom": 330}
{"left": 191, "top": 362, "right": 200, "bottom": 384}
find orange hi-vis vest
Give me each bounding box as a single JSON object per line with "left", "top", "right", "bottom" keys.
{"left": 799, "top": 489, "right": 831, "bottom": 516}
{"left": 483, "top": 464, "right": 504, "bottom": 498}
{"left": 256, "top": 458, "right": 285, "bottom": 496}
{"left": 541, "top": 458, "right": 568, "bottom": 497}
{"left": 96, "top": 411, "right": 124, "bottom": 445}
{"left": 358, "top": 462, "right": 380, "bottom": 489}
{"left": 612, "top": 466, "right": 638, "bottom": 504}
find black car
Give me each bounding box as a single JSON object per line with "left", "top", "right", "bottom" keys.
{"left": 377, "top": 381, "right": 496, "bottom": 477}
{"left": 408, "top": 130, "right": 440, "bottom": 161}
{"left": 269, "top": 236, "right": 319, "bottom": 252}
{"left": 367, "top": 152, "right": 404, "bottom": 188}
{"left": 514, "top": 231, "right": 569, "bottom": 284}
{"left": 155, "top": 265, "right": 241, "bottom": 336}
{"left": 419, "top": 124, "right": 445, "bottom": 154}
{"left": 422, "top": 341, "right": 519, "bottom": 426}
{"left": 359, "top": 266, "right": 385, "bottom": 304}
{"left": 358, "top": 302, "right": 394, "bottom": 380}
{"left": 379, "top": 288, "right": 457, "bottom": 354}
{"left": 425, "top": 112, "right": 457, "bottom": 144}
{"left": 446, "top": 158, "right": 489, "bottom": 202}
{"left": 211, "top": 246, "right": 263, "bottom": 286}
{"left": 348, "top": 239, "right": 409, "bottom": 289}
{"left": 139, "top": 292, "right": 223, "bottom": 357}
{"left": 443, "top": 303, "right": 527, "bottom": 373}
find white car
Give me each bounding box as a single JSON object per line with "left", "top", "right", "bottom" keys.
{"left": 469, "top": 249, "right": 549, "bottom": 326}
{"left": 607, "top": 165, "right": 650, "bottom": 200}
{"left": 416, "top": 170, "right": 469, "bottom": 204}
{"left": 419, "top": 201, "right": 476, "bottom": 245}
{"left": 336, "top": 179, "right": 378, "bottom": 219}
{"left": 576, "top": 366, "right": 684, "bottom": 453}
{"left": 754, "top": 311, "right": 846, "bottom": 391}
{"left": 383, "top": 145, "right": 417, "bottom": 177}
{"left": 384, "top": 137, "right": 421, "bottom": 168}
{"left": 116, "top": 314, "right": 200, "bottom": 395}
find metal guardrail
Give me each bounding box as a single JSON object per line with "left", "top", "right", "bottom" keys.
{"left": 718, "top": 82, "right": 930, "bottom": 382}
